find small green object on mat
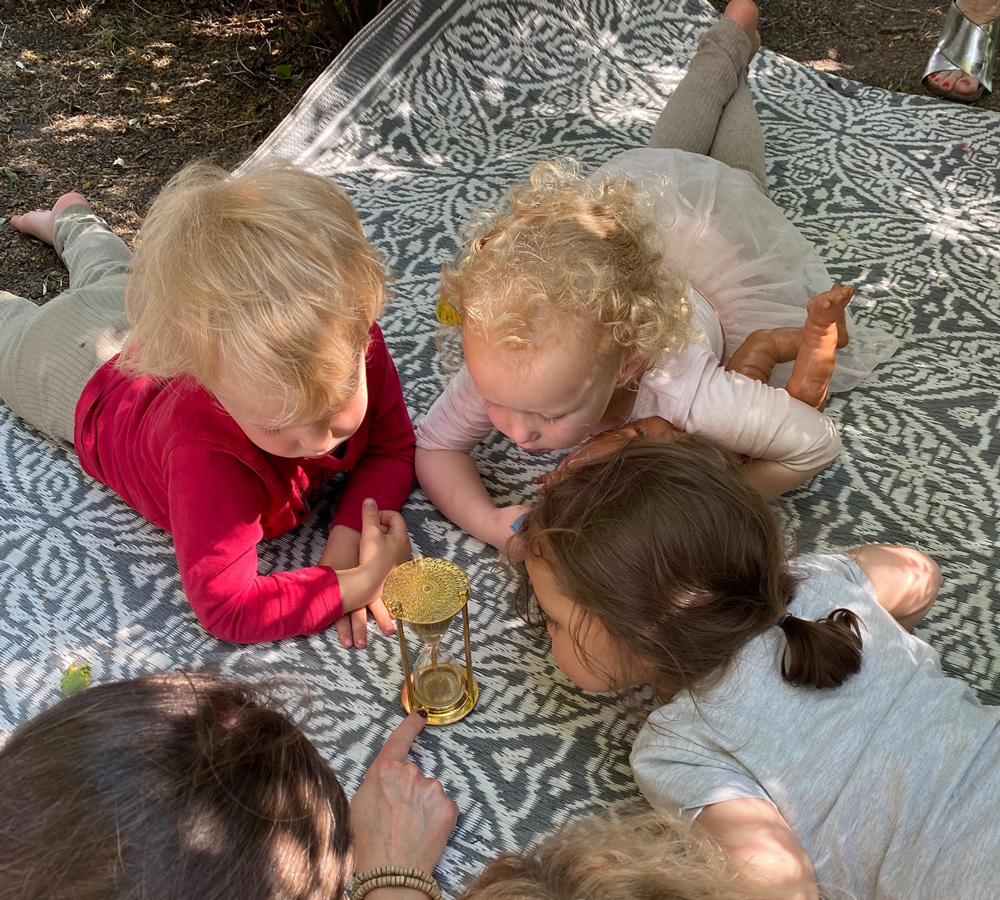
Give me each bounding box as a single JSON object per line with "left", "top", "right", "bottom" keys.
{"left": 60, "top": 662, "right": 91, "bottom": 697}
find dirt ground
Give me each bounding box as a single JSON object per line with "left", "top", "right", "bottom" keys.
{"left": 2, "top": 1, "right": 335, "bottom": 301}
{"left": 725, "top": 0, "right": 1000, "bottom": 112}
{"left": 3, "top": 0, "right": 997, "bottom": 302}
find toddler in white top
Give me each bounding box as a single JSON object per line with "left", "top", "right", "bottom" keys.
{"left": 416, "top": 1, "right": 896, "bottom": 550}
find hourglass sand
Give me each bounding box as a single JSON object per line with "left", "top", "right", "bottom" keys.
{"left": 382, "top": 555, "right": 479, "bottom": 725}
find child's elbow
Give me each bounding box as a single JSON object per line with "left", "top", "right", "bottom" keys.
{"left": 199, "top": 615, "right": 259, "bottom": 645}
{"left": 190, "top": 596, "right": 264, "bottom": 645}
{"left": 800, "top": 421, "right": 842, "bottom": 475}
{"left": 818, "top": 425, "right": 842, "bottom": 468}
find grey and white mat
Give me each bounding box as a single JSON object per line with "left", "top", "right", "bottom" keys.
{"left": 2, "top": 0, "right": 1000, "bottom": 887}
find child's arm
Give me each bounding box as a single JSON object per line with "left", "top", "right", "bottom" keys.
{"left": 415, "top": 365, "right": 527, "bottom": 551}
{"left": 320, "top": 525, "right": 397, "bottom": 650}
{"left": 742, "top": 458, "right": 830, "bottom": 498}
{"left": 697, "top": 799, "right": 819, "bottom": 900}
{"left": 415, "top": 447, "right": 528, "bottom": 550}
{"left": 848, "top": 544, "right": 941, "bottom": 631}
{"left": 672, "top": 349, "right": 842, "bottom": 498}
{"left": 168, "top": 450, "right": 408, "bottom": 643}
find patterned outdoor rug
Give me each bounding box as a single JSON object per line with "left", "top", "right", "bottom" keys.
{"left": 3, "top": 0, "right": 1000, "bottom": 887}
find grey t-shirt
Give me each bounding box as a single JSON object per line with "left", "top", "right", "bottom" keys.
{"left": 630, "top": 553, "right": 1000, "bottom": 900}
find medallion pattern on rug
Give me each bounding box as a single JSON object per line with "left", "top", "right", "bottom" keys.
{"left": 3, "top": 0, "right": 1000, "bottom": 885}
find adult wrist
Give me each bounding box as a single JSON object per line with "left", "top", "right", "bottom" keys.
{"left": 351, "top": 867, "right": 443, "bottom": 900}
{"left": 360, "top": 889, "right": 430, "bottom": 900}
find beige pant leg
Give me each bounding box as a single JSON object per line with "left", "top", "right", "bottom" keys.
{"left": 649, "top": 16, "right": 768, "bottom": 194}
{"left": 0, "top": 206, "right": 131, "bottom": 446}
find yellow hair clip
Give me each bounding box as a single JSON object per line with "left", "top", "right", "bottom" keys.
{"left": 435, "top": 297, "right": 463, "bottom": 326}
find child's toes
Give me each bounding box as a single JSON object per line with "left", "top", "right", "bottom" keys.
{"left": 9, "top": 209, "right": 58, "bottom": 244}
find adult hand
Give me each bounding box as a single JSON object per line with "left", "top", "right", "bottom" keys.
{"left": 351, "top": 712, "right": 459, "bottom": 878}
{"left": 534, "top": 416, "right": 683, "bottom": 491}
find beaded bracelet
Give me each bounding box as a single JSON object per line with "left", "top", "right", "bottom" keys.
{"left": 351, "top": 866, "right": 443, "bottom": 900}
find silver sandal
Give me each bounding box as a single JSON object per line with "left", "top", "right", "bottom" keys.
{"left": 922, "top": 1, "right": 1000, "bottom": 101}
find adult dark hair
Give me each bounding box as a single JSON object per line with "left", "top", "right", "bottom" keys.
{"left": 0, "top": 673, "right": 351, "bottom": 900}
{"left": 518, "top": 436, "right": 862, "bottom": 695}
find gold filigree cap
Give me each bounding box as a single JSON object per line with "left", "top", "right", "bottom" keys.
{"left": 383, "top": 555, "right": 470, "bottom": 624}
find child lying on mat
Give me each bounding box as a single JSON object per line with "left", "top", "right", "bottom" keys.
{"left": 516, "top": 434, "right": 1000, "bottom": 900}
{"left": 1, "top": 163, "right": 412, "bottom": 646}
{"left": 415, "top": 0, "right": 896, "bottom": 551}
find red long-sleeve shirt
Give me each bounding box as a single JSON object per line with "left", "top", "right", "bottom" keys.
{"left": 73, "top": 324, "right": 415, "bottom": 644}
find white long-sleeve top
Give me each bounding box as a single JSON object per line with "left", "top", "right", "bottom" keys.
{"left": 416, "top": 344, "right": 840, "bottom": 472}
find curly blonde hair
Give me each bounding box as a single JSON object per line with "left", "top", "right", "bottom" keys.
{"left": 458, "top": 811, "right": 763, "bottom": 900}
{"left": 442, "top": 159, "right": 690, "bottom": 370}
{"left": 119, "top": 161, "right": 386, "bottom": 427}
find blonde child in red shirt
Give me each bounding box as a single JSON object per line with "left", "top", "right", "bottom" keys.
{"left": 1, "top": 162, "right": 413, "bottom": 646}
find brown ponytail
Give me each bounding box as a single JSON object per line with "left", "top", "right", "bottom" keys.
{"left": 778, "top": 609, "right": 863, "bottom": 689}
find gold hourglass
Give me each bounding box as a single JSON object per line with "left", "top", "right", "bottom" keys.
{"left": 382, "top": 555, "right": 479, "bottom": 726}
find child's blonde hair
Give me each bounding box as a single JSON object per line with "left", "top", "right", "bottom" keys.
{"left": 442, "top": 159, "right": 690, "bottom": 371}
{"left": 120, "top": 161, "right": 386, "bottom": 427}
{"left": 459, "top": 811, "right": 762, "bottom": 900}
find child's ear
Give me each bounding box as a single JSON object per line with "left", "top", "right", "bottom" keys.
{"left": 615, "top": 350, "right": 646, "bottom": 388}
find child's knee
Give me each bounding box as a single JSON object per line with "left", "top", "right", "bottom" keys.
{"left": 852, "top": 544, "right": 941, "bottom": 621}
{"left": 890, "top": 546, "right": 941, "bottom": 605}
{"left": 911, "top": 549, "right": 942, "bottom": 606}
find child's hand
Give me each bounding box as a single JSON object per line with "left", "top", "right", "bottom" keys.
{"left": 535, "top": 416, "right": 683, "bottom": 492}
{"left": 484, "top": 503, "right": 531, "bottom": 556}
{"left": 359, "top": 497, "right": 412, "bottom": 578}
{"left": 334, "top": 500, "right": 411, "bottom": 649}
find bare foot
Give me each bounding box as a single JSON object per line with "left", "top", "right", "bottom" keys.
{"left": 926, "top": 70, "right": 983, "bottom": 102}
{"left": 723, "top": 0, "right": 761, "bottom": 60}
{"left": 10, "top": 192, "right": 90, "bottom": 246}
{"left": 925, "top": 0, "right": 1000, "bottom": 102}
{"left": 783, "top": 285, "right": 855, "bottom": 410}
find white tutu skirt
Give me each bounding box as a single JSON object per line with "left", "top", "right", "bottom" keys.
{"left": 596, "top": 149, "right": 899, "bottom": 392}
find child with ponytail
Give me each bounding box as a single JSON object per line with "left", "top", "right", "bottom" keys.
{"left": 517, "top": 436, "right": 1000, "bottom": 900}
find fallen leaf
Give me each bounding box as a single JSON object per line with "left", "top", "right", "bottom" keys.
{"left": 127, "top": 117, "right": 139, "bottom": 126}
{"left": 60, "top": 662, "right": 91, "bottom": 697}
{"left": 2, "top": 167, "right": 18, "bottom": 184}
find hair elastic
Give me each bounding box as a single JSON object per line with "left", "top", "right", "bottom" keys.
{"left": 776, "top": 612, "right": 791, "bottom": 628}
